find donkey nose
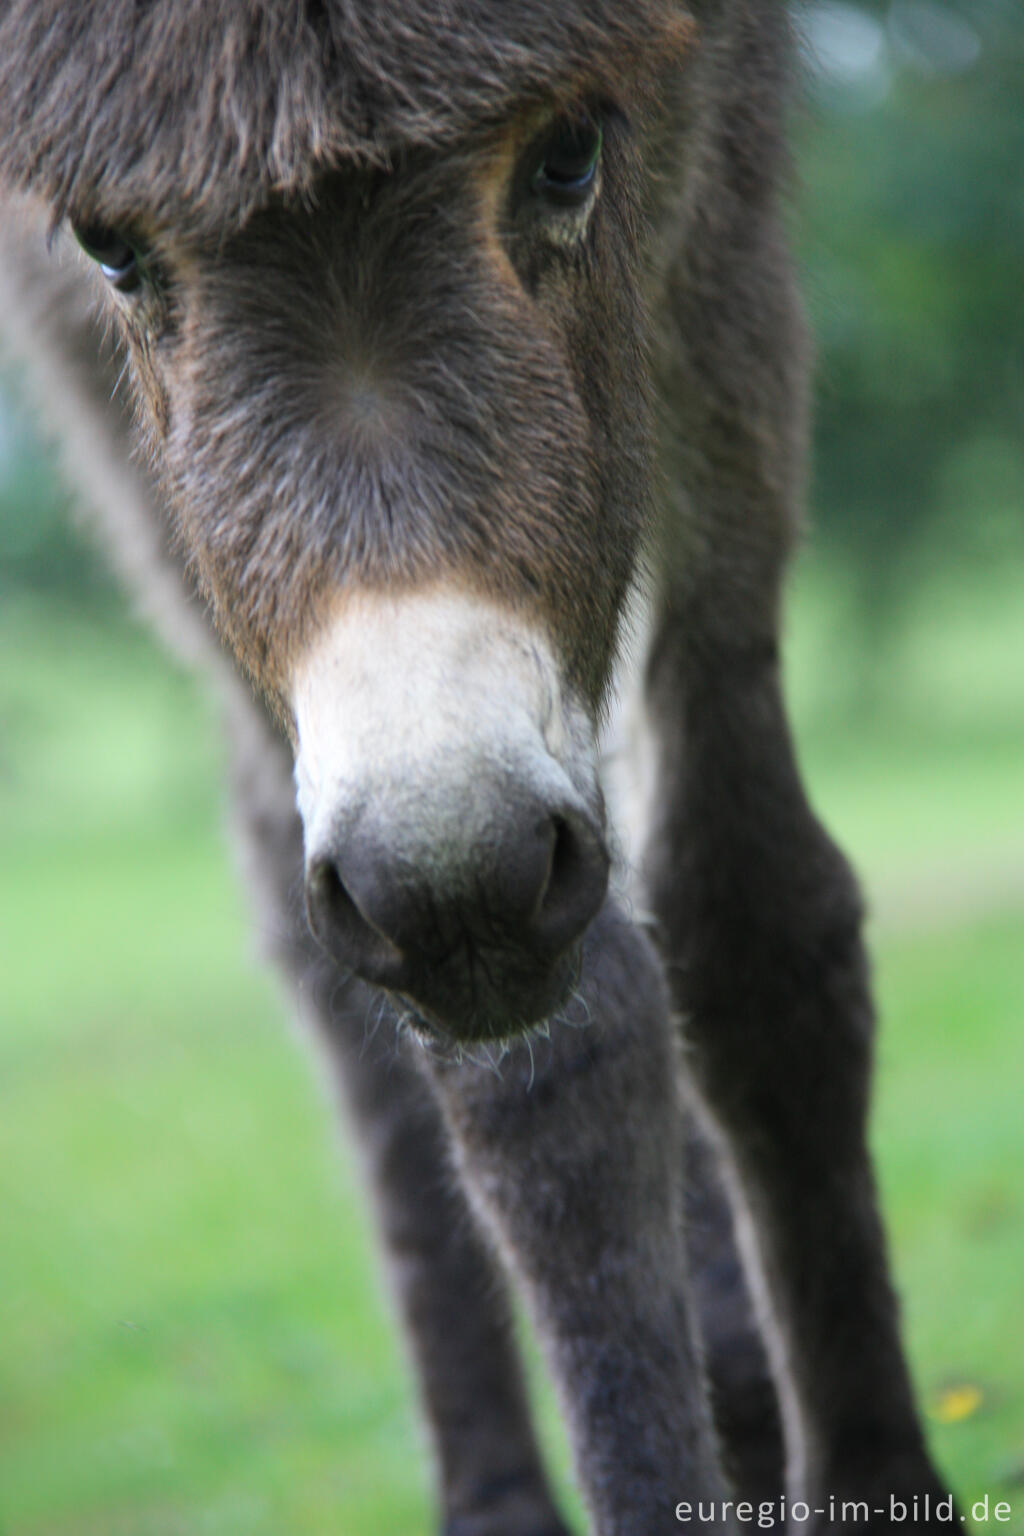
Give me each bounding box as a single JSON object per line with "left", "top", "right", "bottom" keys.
{"left": 304, "top": 799, "right": 609, "bottom": 1005}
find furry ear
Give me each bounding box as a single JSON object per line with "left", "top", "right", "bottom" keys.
{"left": 0, "top": 0, "right": 693, "bottom": 233}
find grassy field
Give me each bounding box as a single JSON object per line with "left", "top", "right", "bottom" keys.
{"left": 1, "top": 561, "right": 1022, "bottom": 1535}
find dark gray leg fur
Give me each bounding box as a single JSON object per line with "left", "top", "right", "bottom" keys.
{"left": 685, "top": 1127, "right": 786, "bottom": 1505}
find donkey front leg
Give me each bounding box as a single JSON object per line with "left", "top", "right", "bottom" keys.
{"left": 645, "top": 150, "right": 954, "bottom": 1515}
{"left": 644, "top": 632, "right": 951, "bottom": 1524}
{"left": 683, "top": 1122, "right": 786, "bottom": 1505}
{"left": 423, "top": 900, "right": 733, "bottom": 1536}
{"left": 226, "top": 697, "right": 571, "bottom": 1536}
{"left": 312, "top": 969, "right": 575, "bottom": 1536}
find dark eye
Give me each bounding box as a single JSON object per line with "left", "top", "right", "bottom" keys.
{"left": 72, "top": 222, "right": 142, "bottom": 293}
{"left": 532, "top": 113, "right": 603, "bottom": 207}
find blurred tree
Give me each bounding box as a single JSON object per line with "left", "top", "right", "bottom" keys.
{"left": 797, "top": 0, "right": 1024, "bottom": 610}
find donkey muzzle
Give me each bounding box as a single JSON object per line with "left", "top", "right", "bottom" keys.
{"left": 304, "top": 785, "right": 608, "bottom": 1037}
{"left": 291, "top": 591, "right": 608, "bottom": 1039}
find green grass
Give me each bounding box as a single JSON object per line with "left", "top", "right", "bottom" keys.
{"left": 1, "top": 566, "right": 1022, "bottom": 1535}
{"left": 873, "top": 917, "right": 1024, "bottom": 1515}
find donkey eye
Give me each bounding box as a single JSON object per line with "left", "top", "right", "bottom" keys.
{"left": 72, "top": 222, "right": 142, "bottom": 293}
{"left": 532, "top": 113, "right": 603, "bottom": 207}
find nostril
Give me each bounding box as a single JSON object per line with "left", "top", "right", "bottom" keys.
{"left": 305, "top": 854, "right": 403, "bottom": 981}
{"left": 306, "top": 856, "right": 353, "bottom": 941}
{"left": 303, "top": 797, "right": 607, "bottom": 1002}
{"left": 533, "top": 812, "right": 609, "bottom": 954}
{"left": 547, "top": 818, "right": 578, "bottom": 904}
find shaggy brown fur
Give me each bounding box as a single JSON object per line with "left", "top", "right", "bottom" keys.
{"left": 0, "top": 3, "right": 955, "bottom": 1532}
{"left": 0, "top": 0, "right": 693, "bottom": 229}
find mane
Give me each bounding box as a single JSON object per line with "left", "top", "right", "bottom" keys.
{"left": 0, "top": 0, "right": 693, "bottom": 231}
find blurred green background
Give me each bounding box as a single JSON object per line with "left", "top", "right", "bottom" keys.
{"left": 1, "top": 3, "right": 1022, "bottom": 1532}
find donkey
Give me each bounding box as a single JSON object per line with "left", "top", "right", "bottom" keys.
{"left": 0, "top": 2, "right": 956, "bottom": 1531}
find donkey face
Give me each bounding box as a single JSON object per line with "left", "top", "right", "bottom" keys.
{"left": 0, "top": 2, "right": 694, "bottom": 1037}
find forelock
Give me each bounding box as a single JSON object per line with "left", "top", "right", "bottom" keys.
{"left": 0, "top": 0, "right": 694, "bottom": 233}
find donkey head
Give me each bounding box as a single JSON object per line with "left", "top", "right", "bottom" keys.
{"left": 0, "top": 0, "right": 697, "bottom": 1038}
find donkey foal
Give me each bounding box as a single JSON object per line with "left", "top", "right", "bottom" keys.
{"left": 0, "top": 2, "right": 955, "bottom": 1531}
